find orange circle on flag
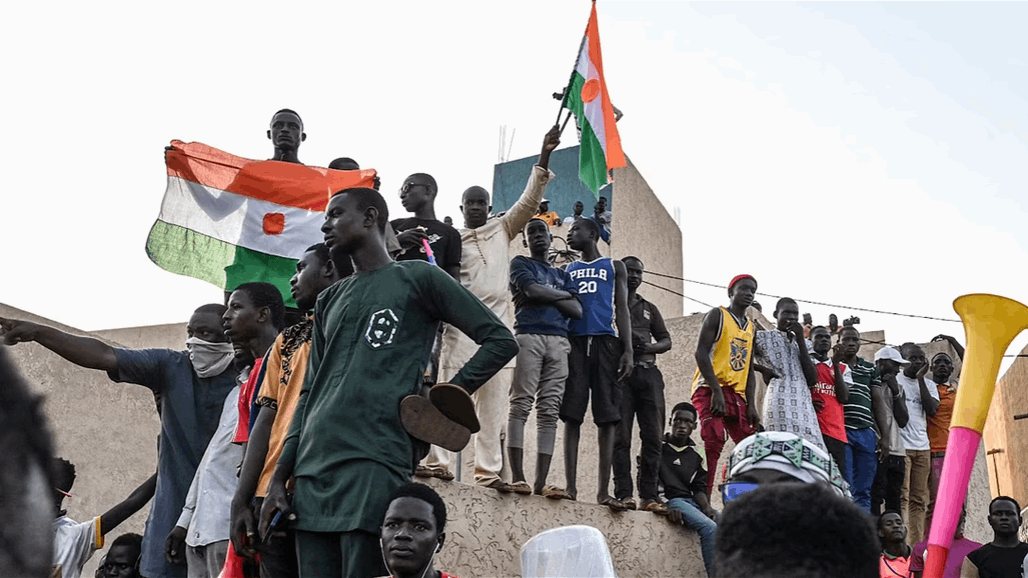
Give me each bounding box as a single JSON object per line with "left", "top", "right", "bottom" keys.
{"left": 263, "top": 212, "right": 285, "bottom": 235}
{"left": 581, "top": 78, "right": 601, "bottom": 103}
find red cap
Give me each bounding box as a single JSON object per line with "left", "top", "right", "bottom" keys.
{"left": 729, "top": 274, "right": 756, "bottom": 291}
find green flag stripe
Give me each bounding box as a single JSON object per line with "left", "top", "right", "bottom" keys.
{"left": 146, "top": 220, "right": 300, "bottom": 308}
{"left": 565, "top": 71, "right": 609, "bottom": 195}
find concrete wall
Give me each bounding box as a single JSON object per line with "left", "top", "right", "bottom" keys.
{"left": 424, "top": 477, "right": 705, "bottom": 577}
{"left": 0, "top": 304, "right": 160, "bottom": 576}
{"left": 609, "top": 159, "right": 684, "bottom": 319}
{"left": 92, "top": 322, "right": 186, "bottom": 351}
{"left": 494, "top": 148, "right": 684, "bottom": 320}
{"left": 4, "top": 299, "right": 998, "bottom": 572}
{"left": 984, "top": 343, "right": 1028, "bottom": 508}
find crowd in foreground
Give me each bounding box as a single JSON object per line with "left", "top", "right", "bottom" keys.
{"left": 0, "top": 109, "right": 1025, "bottom": 578}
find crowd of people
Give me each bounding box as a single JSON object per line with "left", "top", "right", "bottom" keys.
{"left": 0, "top": 108, "right": 1025, "bottom": 578}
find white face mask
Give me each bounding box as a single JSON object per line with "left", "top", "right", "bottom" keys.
{"left": 185, "top": 337, "right": 235, "bottom": 378}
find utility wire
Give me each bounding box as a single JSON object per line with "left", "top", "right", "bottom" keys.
{"left": 641, "top": 270, "right": 1027, "bottom": 358}
{"left": 641, "top": 279, "right": 712, "bottom": 309}
{"left": 643, "top": 270, "right": 961, "bottom": 323}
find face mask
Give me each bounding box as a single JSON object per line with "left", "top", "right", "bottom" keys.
{"left": 185, "top": 337, "right": 235, "bottom": 378}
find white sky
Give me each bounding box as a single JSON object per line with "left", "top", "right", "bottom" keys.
{"left": 2, "top": 2, "right": 1026, "bottom": 369}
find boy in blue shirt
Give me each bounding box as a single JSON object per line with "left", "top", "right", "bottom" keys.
{"left": 506, "top": 219, "right": 582, "bottom": 497}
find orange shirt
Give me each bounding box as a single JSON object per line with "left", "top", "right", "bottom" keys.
{"left": 927, "top": 379, "right": 957, "bottom": 452}
{"left": 534, "top": 211, "right": 560, "bottom": 226}
{"left": 880, "top": 552, "right": 911, "bottom": 577}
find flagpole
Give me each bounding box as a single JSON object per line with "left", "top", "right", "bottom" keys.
{"left": 554, "top": 11, "right": 589, "bottom": 132}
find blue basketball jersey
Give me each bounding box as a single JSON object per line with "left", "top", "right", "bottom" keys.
{"left": 566, "top": 257, "right": 616, "bottom": 337}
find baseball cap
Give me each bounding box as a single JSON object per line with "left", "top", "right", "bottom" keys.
{"left": 874, "top": 346, "right": 910, "bottom": 365}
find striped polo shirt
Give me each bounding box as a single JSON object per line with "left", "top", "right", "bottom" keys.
{"left": 844, "top": 356, "right": 880, "bottom": 430}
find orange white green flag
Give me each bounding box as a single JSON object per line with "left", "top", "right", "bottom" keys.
{"left": 563, "top": 1, "right": 626, "bottom": 194}
{"left": 147, "top": 140, "right": 376, "bottom": 307}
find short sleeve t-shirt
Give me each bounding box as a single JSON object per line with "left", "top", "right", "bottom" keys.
{"left": 109, "top": 348, "right": 237, "bottom": 578}
{"left": 880, "top": 551, "right": 912, "bottom": 577}
{"left": 811, "top": 358, "right": 850, "bottom": 443}
{"left": 254, "top": 322, "right": 313, "bottom": 497}
{"left": 52, "top": 515, "right": 103, "bottom": 578}
{"left": 927, "top": 379, "right": 957, "bottom": 452}
{"left": 234, "top": 356, "right": 265, "bottom": 444}
{"left": 391, "top": 217, "right": 462, "bottom": 271}
{"left": 845, "top": 357, "right": 880, "bottom": 431}
{"left": 629, "top": 294, "right": 670, "bottom": 365}
{"left": 510, "top": 255, "right": 578, "bottom": 336}
{"left": 965, "top": 542, "right": 1028, "bottom": 578}
{"left": 897, "top": 373, "right": 940, "bottom": 451}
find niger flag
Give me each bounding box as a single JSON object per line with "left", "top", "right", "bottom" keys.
{"left": 147, "top": 140, "right": 375, "bottom": 307}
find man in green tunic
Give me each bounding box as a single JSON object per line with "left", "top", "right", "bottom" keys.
{"left": 259, "top": 187, "right": 518, "bottom": 578}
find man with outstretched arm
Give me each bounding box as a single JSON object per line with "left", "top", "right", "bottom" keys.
{"left": 259, "top": 187, "right": 517, "bottom": 578}
{"left": 420, "top": 126, "right": 560, "bottom": 489}
{"left": 0, "top": 306, "right": 237, "bottom": 578}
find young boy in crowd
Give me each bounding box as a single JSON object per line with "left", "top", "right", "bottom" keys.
{"left": 809, "top": 325, "right": 851, "bottom": 469}
{"left": 660, "top": 402, "right": 718, "bottom": 577}
{"left": 691, "top": 274, "right": 760, "bottom": 495}
{"left": 52, "top": 458, "right": 156, "bottom": 578}
{"left": 506, "top": 217, "right": 580, "bottom": 497}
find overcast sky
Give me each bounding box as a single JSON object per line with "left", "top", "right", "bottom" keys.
{"left": 2, "top": 2, "right": 1026, "bottom": 367}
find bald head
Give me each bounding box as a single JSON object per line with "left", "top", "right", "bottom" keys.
{"left": 461, "top": 186, "right": 492, "bottom": 229}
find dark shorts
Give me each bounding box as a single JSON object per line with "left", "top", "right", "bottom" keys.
{"left": 559, "top": 334, "right": 623, "bottom": 425}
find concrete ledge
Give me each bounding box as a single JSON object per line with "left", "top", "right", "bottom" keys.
{"left": 423, "top": 477, "right": 705, "bottom": 578}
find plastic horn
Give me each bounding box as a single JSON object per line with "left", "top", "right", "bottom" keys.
{"left": 421, "top": 238, "right": 438, "bottom": 266}
{"left": 924, "top": 294, "right": 1028, "bottom": 578}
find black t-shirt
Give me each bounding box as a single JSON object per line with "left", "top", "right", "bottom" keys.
{"left": 965, "top": 542, "right": 1028, "bottom": 578}
{"left": 659, "top": 441, "right": 707, "bottom": 501}
{"left": 390, "top": 217, "right": 462, "bottom": 272}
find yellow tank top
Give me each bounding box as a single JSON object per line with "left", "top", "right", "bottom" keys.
{"left": 692, "top": 306, "right": 754, "bottom": 396}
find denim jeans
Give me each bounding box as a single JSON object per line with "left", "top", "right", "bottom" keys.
{"left": 844, "top": 427, "right": 878, "bottom": 513}
{"left": 667, "top": 497, "right": 717, "bottom": 577}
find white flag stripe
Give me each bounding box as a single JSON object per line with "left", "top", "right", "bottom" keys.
{"left": 574, "top": 40, "right": 608, "bottom": 157}
{"left": 158, "top": 176, "right": 325, "bottom": 259}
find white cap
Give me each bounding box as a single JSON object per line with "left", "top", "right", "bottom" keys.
{"left": 521, "top": 525, "right": 617, "bottom": 577}
{"left": 874, "top": 346, "right": 910, "bottom": 365}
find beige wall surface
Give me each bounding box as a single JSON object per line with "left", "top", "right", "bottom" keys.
{"left": 2, "top": 297, "right": 998, "bottom": 573}
{"left": 610, "top": 159, "right": 684, "bottom": 319}
{"left": 0, "top": 303, "right": 160, "bottom": 576}
{"left": 984, "top": 344, "right": 1028, "bottom": 509}
{"left": 424, "top": 476, "right": 705, "bottom": 577}
{"left": 92, "top": 322, "right": 187, "bottom": 351}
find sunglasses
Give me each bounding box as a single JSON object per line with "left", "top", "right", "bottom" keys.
{"left": 720, "top": 481, "right": 760, "bottom": 503}
{"left": 399, "top": 182, "right": 431, "bottom": 195}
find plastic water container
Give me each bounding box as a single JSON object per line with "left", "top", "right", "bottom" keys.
{"left": 520, "top": 525, "right": 617, "bottom": 577}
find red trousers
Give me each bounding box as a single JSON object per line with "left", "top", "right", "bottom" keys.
{"left": 691, "top": 385, "right": 757, "bottom": 495}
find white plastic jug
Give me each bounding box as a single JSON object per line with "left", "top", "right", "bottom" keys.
{"left": 520, "top": 525, "right": 617, "bottom": 578}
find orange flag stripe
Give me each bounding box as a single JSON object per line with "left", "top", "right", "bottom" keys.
{"left": 165, "top": 140, "right": 377, "bottom": 211}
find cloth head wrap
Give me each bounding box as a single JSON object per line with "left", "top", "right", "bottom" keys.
{"left": 727, "top": 431, "right": 849, "bottom": 497}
